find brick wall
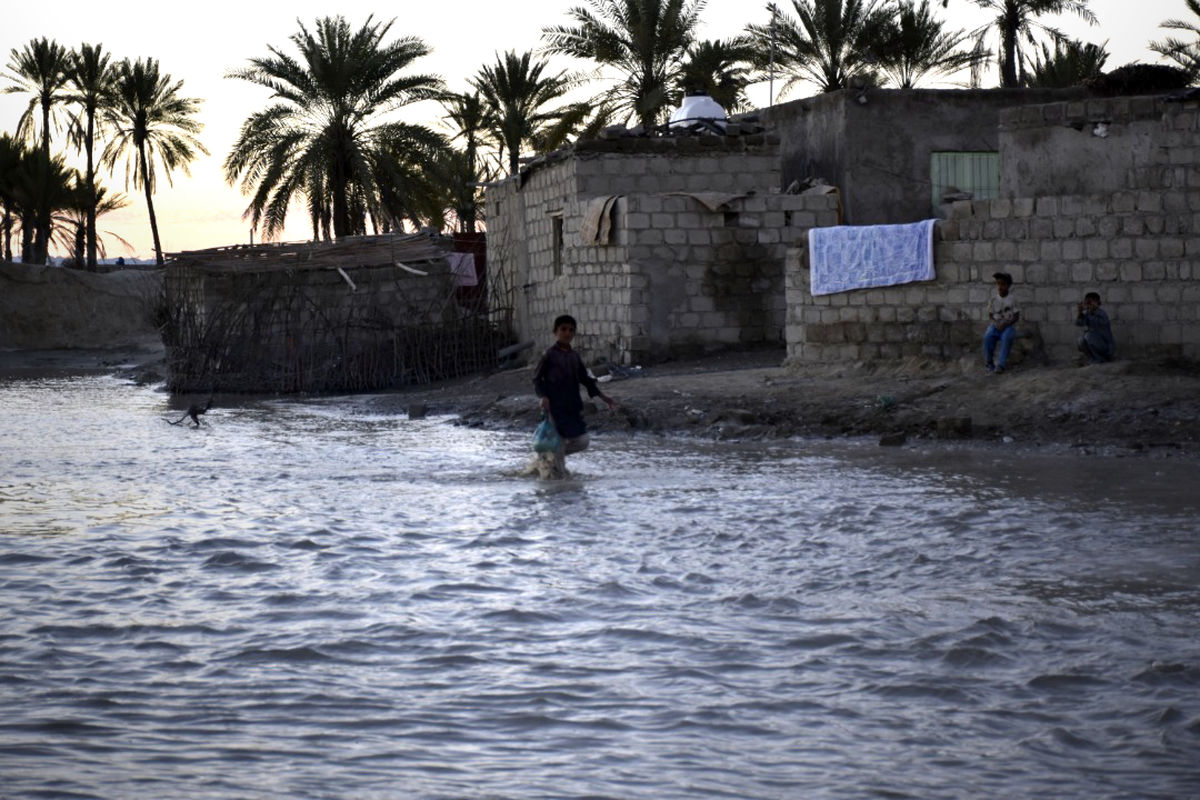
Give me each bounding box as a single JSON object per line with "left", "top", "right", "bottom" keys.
{"left": 486, "top": 135, "right": 831, "bottom": 365}
{"left": 786, "top": 99, "right": 1200, "bottom": 366}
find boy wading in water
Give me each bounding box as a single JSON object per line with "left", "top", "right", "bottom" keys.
{"left": 529, "top": 315, "right": 616, "bottom": 479}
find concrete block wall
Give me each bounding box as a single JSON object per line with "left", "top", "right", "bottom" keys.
{"left": 1000, "top": 95, "right": 1177, "bottom": 198}
{"left": 486, "top": 157, "right": 636, "bottom": 362}
{"left": 572, "top": 146, "right": 781, "bottom": 197}
{"left": 485, "top": 136, "right": 810, "bottom": 365}
{"left": 624, "top": 192, "right": 839, "bottom": 362}
{"left": 786, "top": 100, "right": 1200, "bottom": 366}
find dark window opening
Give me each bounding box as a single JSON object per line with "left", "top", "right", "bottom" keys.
{"left": 552, "top": 215, "right": 564, "bottom": 276}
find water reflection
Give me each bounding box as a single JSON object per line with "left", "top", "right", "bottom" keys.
{"left": 0, "top": 375, "right": 1197, "bottom": 800}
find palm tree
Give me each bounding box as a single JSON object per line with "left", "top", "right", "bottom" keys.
{"left": 1024, "top": 38, "right": 1107, "bottom": 87}
{"left": 542, "top": 0, "right": 707, "bottom": 129}
{"left": 957, "top": 0, "right": 1097, "bottom": 88}
{"left": 59, "top": 181, "right": 132, "bottom": 267}
{"left": 66, "top": 43, "right": 116, "bottom": 270}
{"left": 473, "top": 50, "right": 584, "bottom": 175}
{"left": 440, "top": 91, "right": 498, "bottom": 232}
{"left": 677, "top": 38, "right": 757, "bottom": 112}
{"left": 101, "top": 57, "right": 207, "bottom": 266}
{"left": 7, "top": 149, "right": 75, "bottom": 263}
{"left": 224, "top": 15, "right": 446, "bottom": 242}
{"left": 1152, "top": 0, "right": 1200, "bottom": 81}
{"left": 864, "top": 0, "right": 984, "bottom": 88}
{"left": 372, "top": 125, "right": 452, "bottom": 232}
{"left": 745, "top": 0, "right": 889, "bottom": 96}
{"left": 0, "top": 134, "right": 23, "bottom": 262}
{"left": 4, "top": 37, "right": 72, "bottom": 263}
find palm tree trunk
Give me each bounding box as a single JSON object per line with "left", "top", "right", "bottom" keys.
{"left": 2, "top": 206, "right": 11, "bottom": 262}
{"left": 139, "top": 143, "right": 164, "bottom": 265}
{"left": 21, "top": 211, "right": 34, "bottom": 262}
{"left": 85, "top": 111, "right": 97, "bottom": 271}
{"left": 36, "top": 95, "right": 52, "bottom": 264}
{"left": 1001, "top": 2, "right": 1021, "bottom": 87}
{"left": 331, "top": 151, "right": 350, "bottom": 238}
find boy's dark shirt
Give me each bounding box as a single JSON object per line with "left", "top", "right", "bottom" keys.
{"left": 533, "top": 343, "right": 601, "bottom": 439}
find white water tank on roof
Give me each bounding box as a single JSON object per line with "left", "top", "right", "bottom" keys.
{"left": 669, "top": 92, "right": 727, "bottom": 130}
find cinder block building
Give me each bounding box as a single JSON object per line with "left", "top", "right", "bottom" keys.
{"left": 485, "top": 133, "right": 835, "bottom": 365}
{"left": 485, "top": 88, "right": 1200, "bottom": 369}
{"left": 785, "top": 93, "right": 1200, "bottom": 366}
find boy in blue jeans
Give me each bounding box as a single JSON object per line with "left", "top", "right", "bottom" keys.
{"left": 982, "top": 272, "right": 1019, "bottom": 374}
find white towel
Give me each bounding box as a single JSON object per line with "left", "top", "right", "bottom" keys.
{"left": 447, "top": 252, "right": 477, "bottom": 287}
{"left": 808, "top": 219, "right": 937, "bottom": 296}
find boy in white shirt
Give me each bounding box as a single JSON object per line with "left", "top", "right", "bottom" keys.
{"left": 982, "top": 272, "right": 1019, "bottom": 374}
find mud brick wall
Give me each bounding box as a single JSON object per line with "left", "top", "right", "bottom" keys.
{"left": 786, "top": 98, "right": 1200, "bottom": 366}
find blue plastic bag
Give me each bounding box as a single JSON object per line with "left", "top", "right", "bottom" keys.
{"left": 532, "top": 413, "right": 562, "bottom": 453}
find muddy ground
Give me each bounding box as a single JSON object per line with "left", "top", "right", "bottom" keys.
{"left": 389, "top": 346, "right": 1200, "bottom": 460}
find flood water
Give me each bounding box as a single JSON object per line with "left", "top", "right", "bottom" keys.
{"left": 1, "top": 374, "right": 1198, "bottom": 800}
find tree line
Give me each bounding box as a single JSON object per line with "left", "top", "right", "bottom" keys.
{"left": 2, "top": 41, "right": 205, "bottom": 267}
{"left": 4, "top": 0, "right": 1199, "bottom": 264}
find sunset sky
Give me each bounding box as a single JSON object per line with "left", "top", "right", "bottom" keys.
{"left": 1, "top": 0, "right": 1183, "bottom": 260}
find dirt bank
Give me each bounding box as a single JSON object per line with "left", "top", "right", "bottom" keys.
{"left": 0, "top": 262, "right": 162, "bottom": 351}
{"left": 385, "top": 347, "right": 1200, "bottom": 459}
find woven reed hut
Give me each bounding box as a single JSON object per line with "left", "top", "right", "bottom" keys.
{"left": 161, "top": 233, "right": 508, "bottom": 394}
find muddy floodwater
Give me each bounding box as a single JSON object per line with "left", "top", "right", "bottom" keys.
{"left": 1, "top": 375, "right": 1198, "bottom": 799}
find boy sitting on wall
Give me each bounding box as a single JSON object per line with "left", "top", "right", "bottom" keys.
{"left": 982, "top": 272, "right": 1020, "bottom": 374}
{"left": 1076, "top": 291, "right": 1116, "bottom": 364}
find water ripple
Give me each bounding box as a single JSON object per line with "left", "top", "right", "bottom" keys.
{"left": 0, "top": 376, "right": 1198, "bottom": 800}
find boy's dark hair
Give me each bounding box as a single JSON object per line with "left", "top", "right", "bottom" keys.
{"left": 992, "top": 271, "right": 1013, "bottom": 285}
{"left": 553, "top": 314, "right": 577, "bottom": 331}
{"left": 1084, "top": 291, "right": 1101, "bottom": 303}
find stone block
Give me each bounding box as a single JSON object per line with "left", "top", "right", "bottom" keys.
{"left": 1038, "top": 240, "right": 1061, "bottom": 261}
{"left": 1031, "top": 218, "right": 1055, "bottom": 239}
{"left": 1135, "top": 239, "right": 1160, "bottom": 259}
{"left": 1012, "top": 198, "right": 1035, "bottom": 217}
{"left": 1084, "top": 238, "right": 1108, "bottom": 259}
{"left": 1160, "top": 238, "right": 1186, "bottom": 258}
{"left": 1058, "top": 195, "right": 1084, "bottom": 216}
{"left": 973, "top": 241, "right": 996, "bottom": 260}
{"left": 1005, "top": 219, "right": 1030, "bottom": 239}
{"left": 994, "top": 240, "right": 1018, "bottom": 261}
